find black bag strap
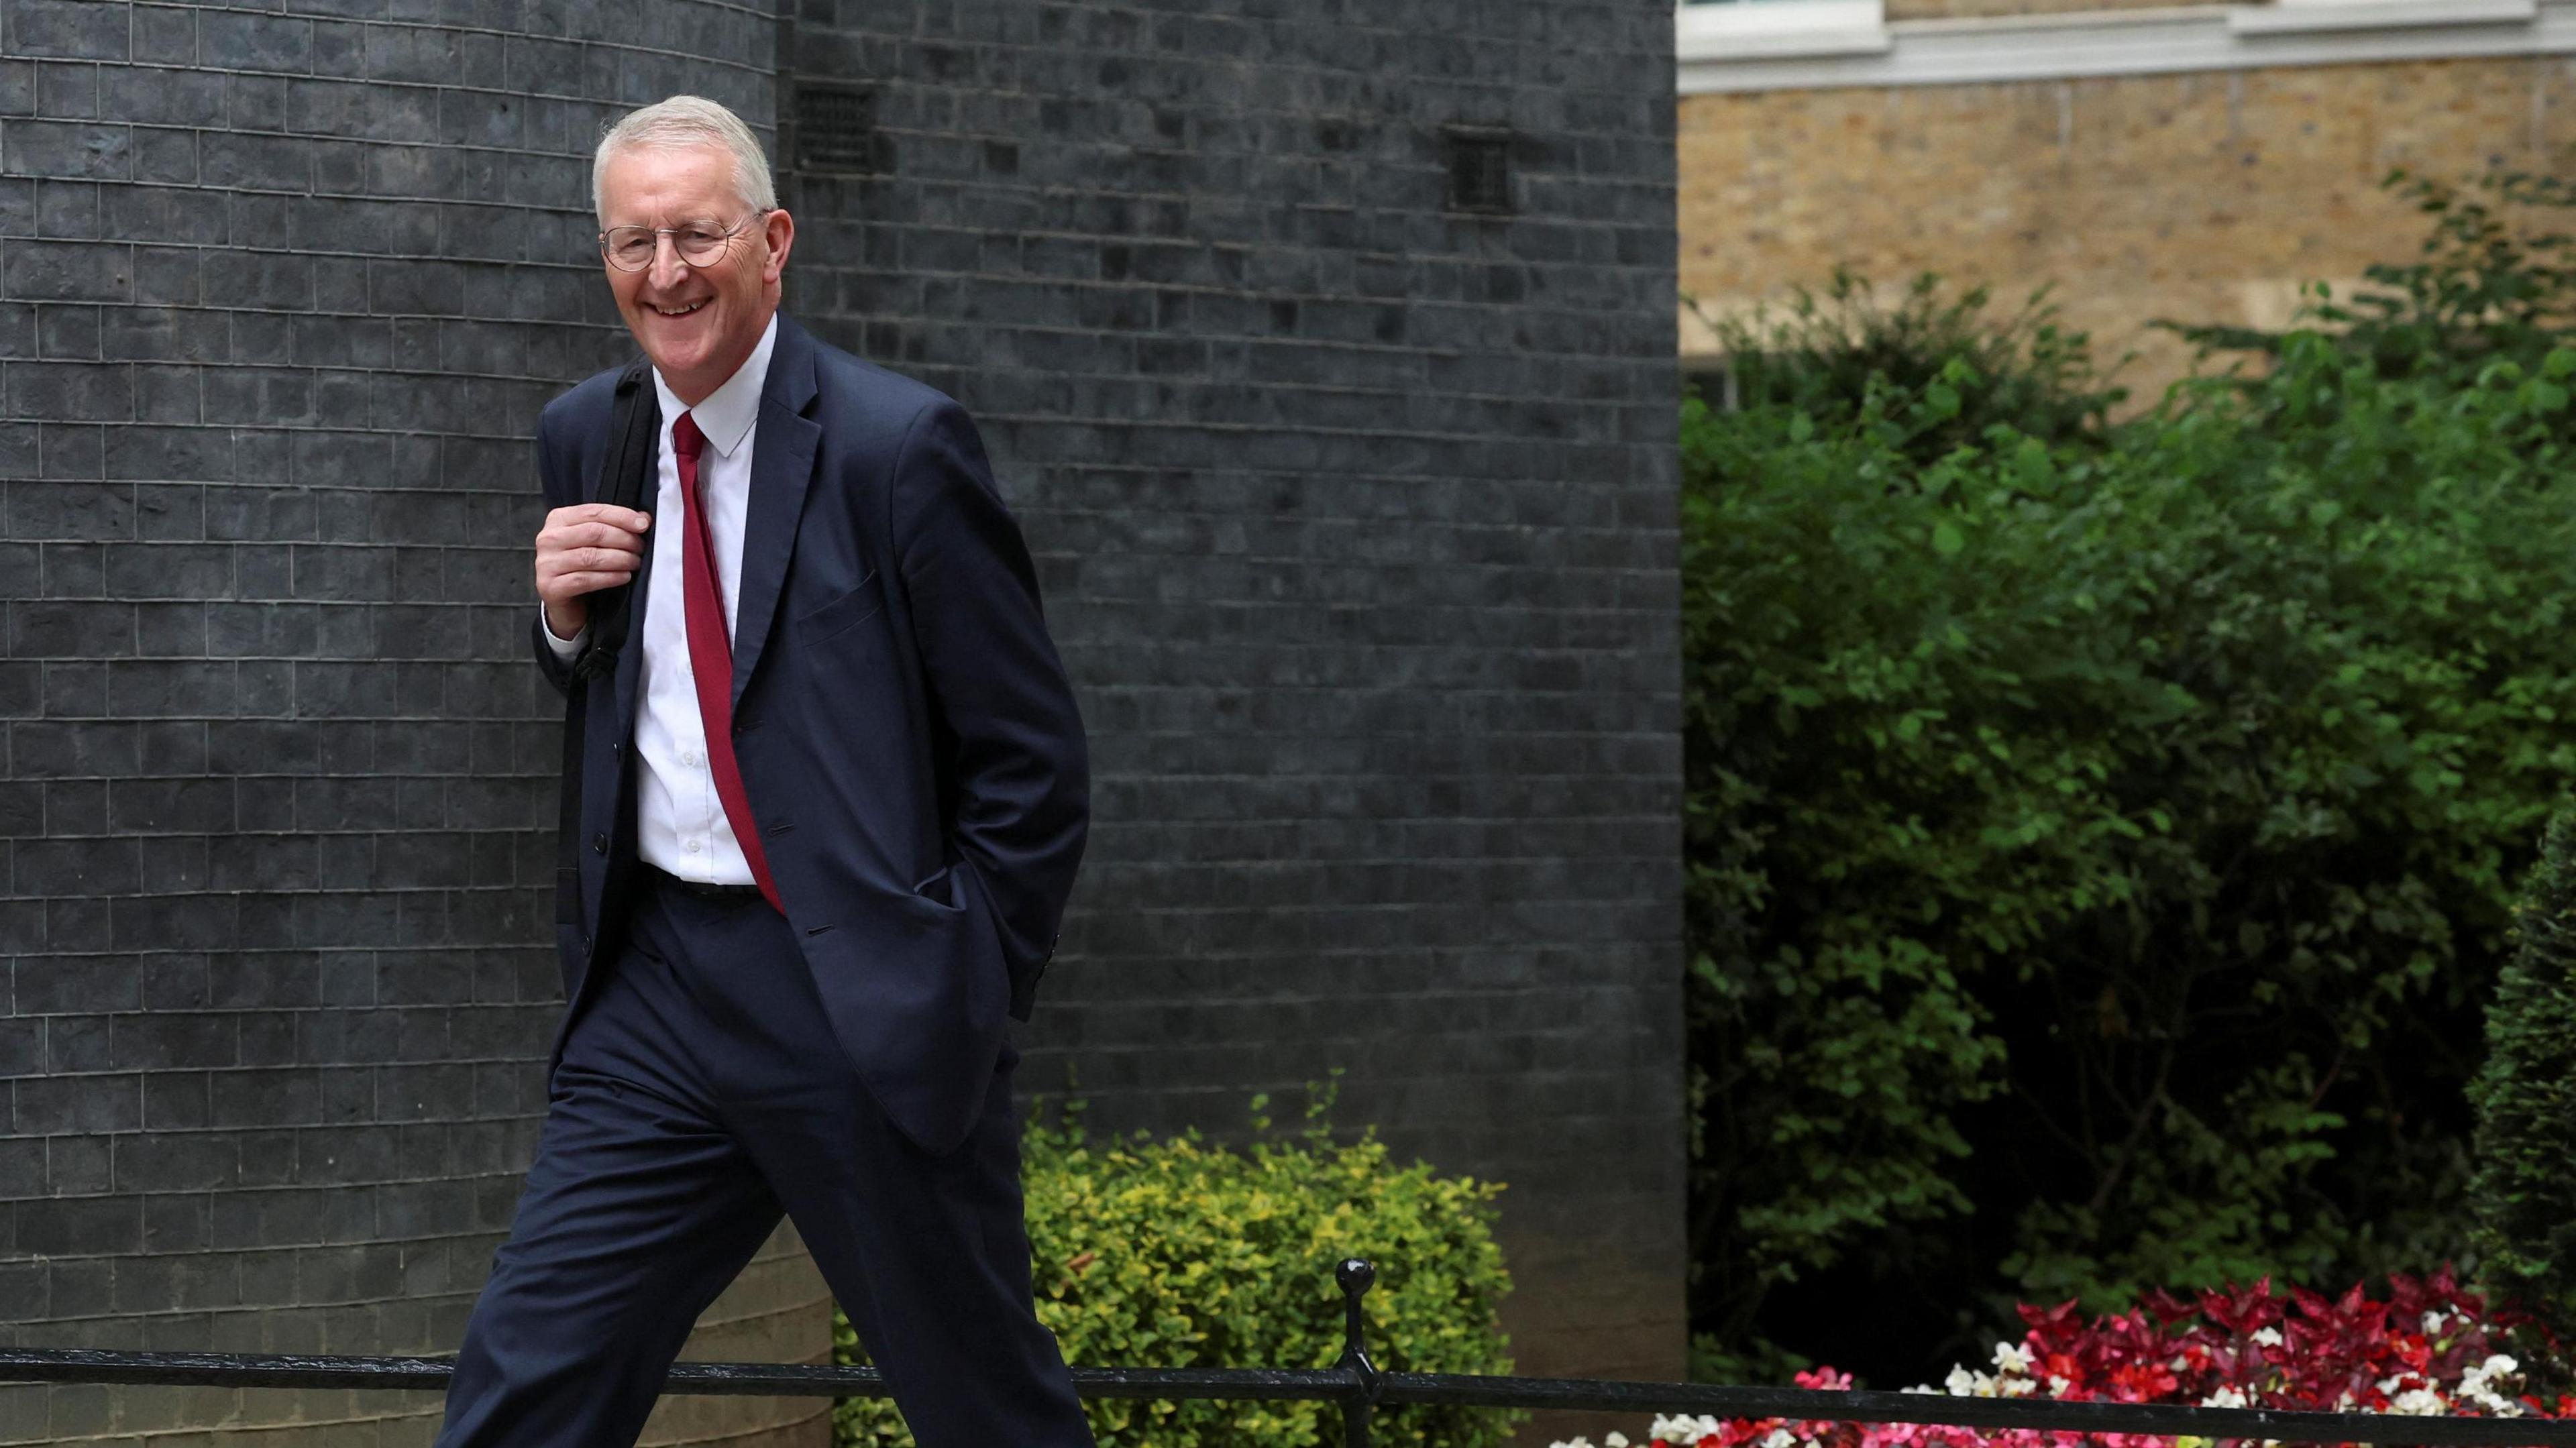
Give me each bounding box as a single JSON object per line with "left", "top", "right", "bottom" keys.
{"left": 572, "top": 357, "right": 661, "bottom": 682}
{"left": 555, "top": 357, "right": 659, "bottom": 928}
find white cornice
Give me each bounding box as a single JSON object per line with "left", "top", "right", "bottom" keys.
{"left": 2233, "top": 0, "right": 2536, "bottom": 35}
{"left": 1678, "top": 0, "right": 2575, "bottom": 94}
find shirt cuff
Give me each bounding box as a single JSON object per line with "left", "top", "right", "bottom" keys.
{"left": 539, "top": 604, "right": 587, "bottom": 662}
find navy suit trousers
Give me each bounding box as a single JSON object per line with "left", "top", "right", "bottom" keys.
{"left": 432, "top": 872, "right": 1093, "bottom": 1447}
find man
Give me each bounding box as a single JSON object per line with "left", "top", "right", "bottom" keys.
{"left": 431, "top": 95, "right": 1093, "bottom": 1447}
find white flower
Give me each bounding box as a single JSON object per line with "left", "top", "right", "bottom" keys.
{"left": 1606, "top": 1436, "right": 1630, "bottom": 1448}
{"left": 2388, "top": 1387, "right": 2448, "bottom": 1416}
{"left": 2463, "top": 1386, "right": 2526, "bottom": 1416}
{"left": 2047, "top": 1374, "right": 2072, "bottom": 1396}
{"left": 2249, "top": 1327, "right": 2284, "bottom": 1348}
{"left": 1992, "top": 1342, "right": 2035, "bottom": 1374}
{"left": 1945, "top": 1365, "right": 1999, "bottom": 1397}
{"left": 2202, "top": 1386, "right": 2249, "bottom": 1409}
{"left": 1650, "top": 1414, "right": 1724, "bottom": 1443}
{"left": 1761, "top": 1429, "right": 1796, "bottom": 1448}
{"left": 2455, "top": 1353, "right": 2526, "bottom": 1415}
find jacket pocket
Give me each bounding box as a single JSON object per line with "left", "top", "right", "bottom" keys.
{"left": 792, "top": 570, "right": 884, "bottom": 643}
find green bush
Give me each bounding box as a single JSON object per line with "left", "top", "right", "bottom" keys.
{"left": 833, "top": 1080, "right": 1519, "bottom": 1447}
{"left": 1686, "top": 268, "right": 2129, "bottom": 461}
{"left": 1682, "top": 322, "right": 2576, "bottom": 1380}
{"left": 2471, "top": 806, "right": 2576, "bottom": 1351}
{"left": 2165, "top": 170, "right": 2576, "bottom": 391}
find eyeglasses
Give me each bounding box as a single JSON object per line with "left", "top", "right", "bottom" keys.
{"left": 596, "top": 213, "right": 768, "bottom": 272}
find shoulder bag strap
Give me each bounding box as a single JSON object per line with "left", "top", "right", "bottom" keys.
{"left": 555, "top": 357, "right": 659, "bottom": 927}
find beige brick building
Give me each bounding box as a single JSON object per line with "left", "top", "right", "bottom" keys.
{"left": 1678, "top": 0, "right": 2576, "bottom": 397}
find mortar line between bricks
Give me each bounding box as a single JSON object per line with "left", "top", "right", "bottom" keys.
{"left": 1, "top": 364, "right": 1676, "bottom": 398}
{"left": 35, "top": 227, "right": 1668, "bottom": 288}
{"left": 5, "top": 96, "right": 775, "bottom": 146}
{"left": 76, "top": 11, "right": 781, "bottom": 74}
{"left": 7, "top": 707, "right": 1685, "bottom": 721}
{"left": 814, "top": 256, "right": 1676, "bottom": 282}
{"left": 7, "top": 333, "right": 1675, "bottom": 377}
{"left": 0, "top": 171, "right": 706, "bottom": 216}
{"left": 842, "top": 131, "right": 1680, "bottom": 160}
{"left": 159, "top": 0, "right": 778, "bottom": 23}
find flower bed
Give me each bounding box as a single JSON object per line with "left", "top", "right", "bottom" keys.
{"left": 1561, "top": 1272, "right": 2568, "bottom": 1448}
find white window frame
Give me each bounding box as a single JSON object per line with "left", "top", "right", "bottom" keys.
{"left": 1679, "top": 0, "right": 2565, "bottom": 96}
{"left": 1676, "top": 0, "right": 1893, "bottom": 63}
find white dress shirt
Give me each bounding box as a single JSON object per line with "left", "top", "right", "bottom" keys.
{"left": 542, "top": 314, "right": 778, "bottom": 885}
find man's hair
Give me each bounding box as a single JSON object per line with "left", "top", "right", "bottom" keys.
{"left": 592, "top": 95, "right": 778, "bottom": 225}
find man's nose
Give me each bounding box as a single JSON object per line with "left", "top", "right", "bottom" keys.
{"left": 647, "top": 233, "right": 690, "bottom": 291}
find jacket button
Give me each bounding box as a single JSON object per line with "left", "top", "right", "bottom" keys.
{"left": 591, "top": 832, "right": 608, "bottom": 854}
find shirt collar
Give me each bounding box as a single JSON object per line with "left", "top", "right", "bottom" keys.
{"left": 651, "top": 312, "right": 778, "bottom": 460}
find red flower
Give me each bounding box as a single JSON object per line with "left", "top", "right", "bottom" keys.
{"left": 1666, "top": 1268, "right": 2568, "bottom": 1448}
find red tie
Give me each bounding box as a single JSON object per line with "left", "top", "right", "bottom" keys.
{"left": 673, "top": 410, "right": 784, "bottom": 914}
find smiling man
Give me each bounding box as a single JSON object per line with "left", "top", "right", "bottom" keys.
{"left": 430, "top": 96, "right": 1094, "bottom": 1447}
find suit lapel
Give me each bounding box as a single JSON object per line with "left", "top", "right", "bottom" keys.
{"left": 731, "top": 313, "right": 822, "bottom": 712}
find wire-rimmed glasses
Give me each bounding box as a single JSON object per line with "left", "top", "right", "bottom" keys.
{"left": 597, "top": 212, "right": 769, "bottom": 272}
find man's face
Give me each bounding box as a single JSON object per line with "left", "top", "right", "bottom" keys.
{"left": 596, "top": 142, "right": 795, "bottom": 404}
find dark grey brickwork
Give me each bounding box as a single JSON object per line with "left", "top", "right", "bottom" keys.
{"left": 781, "top": 0, "right": 1687, "bottom": 1400}
{"left": 0, "top": 3, "right": 828, "bottom": 1445}
{"left": 4, "top": 0, "right": 1684, "bottom": 1439}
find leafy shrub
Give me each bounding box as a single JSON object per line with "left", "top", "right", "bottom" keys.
{"left": 833, "top": 1081, "right": 1519, "bottom": 1448}
{"left": 1564, "top": 1270, "right": 2560, "bottom": 1448}
{"left": 1685, "top": 269, "right": 2129, "bottom": 461}
{"left": 1682, "top": 324, "right": 2576, "bottom": 1381}
{"left": 2167, "top": 169, "right": 2576, "bottom": 390}
{"left": 2471, "top": 807, "right": 2576, "bottom": 1348}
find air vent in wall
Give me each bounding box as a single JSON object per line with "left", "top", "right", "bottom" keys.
{"left": 1442, "top": 126, "right": 1513, "bottom": 215}
{"left": 796, "top": 81, "right": 879, "bottom": 174}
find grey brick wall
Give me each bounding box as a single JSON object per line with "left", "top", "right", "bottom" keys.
{"left": 780, "top": 0, "right": 1687, "bottom": 1407}
{"left": 5, "top": 0, "right": 1685, "bottom": 1441}
{"left": 0, "top": 3, "right": 828, "bottom": 1445}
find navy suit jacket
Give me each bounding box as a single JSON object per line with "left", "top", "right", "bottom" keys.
{"left": 531, "top": 313, "right": 1088, "bottom": 1157}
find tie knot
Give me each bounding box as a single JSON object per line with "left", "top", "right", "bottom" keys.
{"left": 672, "top": 410, "right": 705, "bottom": 461}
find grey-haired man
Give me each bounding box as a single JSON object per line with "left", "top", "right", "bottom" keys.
{"left": 433, "top": 95, "right": 1094, "bottom": 1448}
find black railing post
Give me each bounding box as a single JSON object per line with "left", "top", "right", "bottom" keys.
{"left": 1335, "top": 1258, "right": 1381, "bottom": 1448}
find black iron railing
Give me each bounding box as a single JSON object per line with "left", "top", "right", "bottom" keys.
{"left": 7, "top": 1259, "right": 2575, "bottom": 1447}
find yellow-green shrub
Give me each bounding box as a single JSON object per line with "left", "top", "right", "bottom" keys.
{"left": 833, "top": 1082, "right": 1519, "bottom": 1447}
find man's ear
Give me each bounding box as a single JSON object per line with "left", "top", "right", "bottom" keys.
{"left": 761, "top": 209, "right": 795, "bottom": 284}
